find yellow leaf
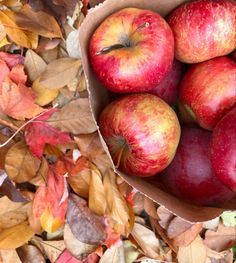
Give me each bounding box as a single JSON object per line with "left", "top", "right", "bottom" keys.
{"left": 32, "top": 77, "right": 59, "bottom": 106}
{"left": 104, "top": 169, "right": 133, "bottom": 236}
{"left": 0, "top": 36, "right": 10, "bottom": 48}
{"left": 89, "top": 165, "right": 107, "bottom": 216}
{"left": 40, "top": 207, "right": 63, "bottom": 233}
{"left": 0, "top": 221, "right": 34, "bottom": 249}
{"left": 0, "top": 10, "right": 38, "bottom": 48}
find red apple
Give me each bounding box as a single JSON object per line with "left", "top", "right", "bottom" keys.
{"left": 210, "top": 108, "right": 236, "bottom": 192}
{"left": 179, "top": 57, "right": 236, "bottom": 130}
{"left": 89, "top": 8, "right": 174, "bottom": 93}
{"left": 99, "top": 94, "right": 181, "bottom": 177}
{"left": 167, "top": 0, "right": 236, "bottom": 63}
{"left": 149, "top": 59, "right": 184, "bottom": 105}
{"left": 160, "top": 127, "right": 235, "bottom": 206}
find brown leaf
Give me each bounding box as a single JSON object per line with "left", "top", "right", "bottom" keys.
{"left": 5, "top": 141, "right": 41, "bottom": 183}
{"left": 0, "top": 10, "right": 38, "bottom": 48}
{"left": 24, "top": 49, "right": 47, "bottom": 83}
{"left": 39, "top": 58, "right": 81, "bottom": 89}
{"left": 104, "top": 169, "right": 132, "bottom": 236}
{"left": 15, "top": 4, "right": 62, "bottom": 38}
{"left": 64, "top": 223, "right": 97, "bottom": 260}
{"left": 89, "top": 166, "right": 107, "bottom": 216}
{"left": 66, "top": 194, "right": 107, "bottom": 245}
{"left": 204, "top": 223, "right": 236, "bottom": 252}
{"left": 100, "top": 244, "right": 126, "bottom": 263}
{"left": 74, "top": 132, "right": 111, "bottom": 174}
{"left": 16, "top": 244, "right": 45, "bottom": 263}
{"left": 172, "top": 223, "right": 203, "bottom": 247}
{"left": 47, "top": 98, "right": 97, "bottom": 135}
{"left": 31, "top": 236, "right": 65, "bottom": 263}
{"left": 157, "top": 206, "right": 175, "bottom": 230}
{"left": 0, "top": 249, "right": 22, "bottom": 263}
{"left": 131, "top": 223, "right": 162, "bottom": 260}
{"left": 29, "top": 157, "right": 48, "bottom": 186}
{"left": 0, "top": 133, "right": 15, "bottom": 169}
{"left": 177, "top": 235, "right": 207, "bottom": 263}
{"left": 167, "top": 217, "right": 193, "bottom": 239}
{"left": 0, "top": 221, "right": 34, "bottom": 249}
{"left": 206, "top": 248, "right": 234, "bottom": 263}
{"left": 143, "top": 196, "right": 158, "bottom": 219}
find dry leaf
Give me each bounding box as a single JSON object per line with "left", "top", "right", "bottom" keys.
{"left": 204, "top": 223, "right": 236, "bottom": 252}
{"left": 0, "top": 78, "right": 45, "bottom": 120}
{"left": 64, "top": 223, "right": 97, "bottom": 260}
{"left": 89, "top": 166, "right": 106, "bottom": 216}
{"left": 16, "top": 244, "right": 45, "bottom": 263}
{"left": 67, "top": 194, "right": 107, "bottom": 245}
{"left": 0, "top": 10, "right": 38, "bottom": 48}
{"left": 66, "top": 29, "right": 81, "bottom": 58}
{"left": 47, "top": 98, "right": 97, "bottom": 134}
{"left": 24, "top": 49, "right": 47, "bottom": 83}
{"left": 123, "top": 240, "right": 139, "bottom": 263}
{"left": 0, "top": 36, "right": 10, "bottom": 48}
{"left": 30, "top": 157, "right": 49, "bottom": 186}
{"left": 0, "top": 249, "right": 22, "bottom": 263}
{"left": 5, "top": 141, "right": 41, "bottom": 183}
{"left": 104, "top": 169, "right": 132, "bottom": 236}
{"left": 167, "top": 217, "right": 193, "bottom": 239}
{"left": 143, "top": 196, "right": 158, "bottom": 219}
{"left": 31, "top": 236, "right": 65, "bottom": 263}
{"left": 177, "top": 235, "right": 207, "bottom": 263}
{"left": 100, "top": 244, "right": 126, "bottom": 263}
{"left": 131, "top": 223, "right": 161, "bottom": 260}
{"left": 32, "top": 77, "right": 59, "bottom": 106}
{"left": 0, "top": 133, "right": 14, "bottom": 169}
{"left": 74, "top": 132, "right": 111, "bottom": 174}
{"left": 15, "top": 4, "right": 62, "bottom": 38}
{"left": 157, "top": 206, "right": 175, "bottom": 230}
{"left": 39, "top": 58, "right": 81, "bottom": 89}
{"left": 0, "top": 221, "right": 34, "bottom": 249}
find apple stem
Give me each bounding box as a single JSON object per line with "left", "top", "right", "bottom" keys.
{"left": 95, "top": 44, "right": 125, "bottom": 55}
{"left": 129, "top": 22, "right": 150, "bottom": 37}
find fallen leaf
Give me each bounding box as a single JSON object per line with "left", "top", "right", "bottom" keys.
{"left": 29, "top": 157, "right": 49, "bottom": 186}
{"left": 48, "top": 99, "right": 97, "bottom": 135}
{"left": 221, "top": 211, "right": 236, "bottom": 227}
{"left": 67, "top": 194, "right": 107, "bottom": 245}
{"left": 166, "top": 217, "right": 193, "bottom": 239}
{"left": 5, "top": 141, "right": 41, "bottom": 183}
{"left": 36, "top": 37, "right": 60, "bottom": 52}
{"left": 0, "top": 249, "right": 22, "bottom": 263}
{"left": 16, "top": 244, "right": 45, "bottom": 263}
{"left": 32, "top": 77, "right": 59, "bottom": 106}
{"left": 8, "top": 64, "right": 27, "bottom": 85}
{"left": 0, "top": 221, "right": 34, "bottom": 249}
{"left": 100, "top": 244, "right": 126, "bottom": 263}
{"left": 31, "top": 236, "right": 65, "bottom": 263}
{"left": 24, "top": 49, "right": 47, "bottom": 83}
{"left": 0, "top": 10, "right": 38, "bottom": 48}
{"left": 157, "top": 206, "right": 175, "bottom": 230}
{"left": 104, "top": 169, "right": 132, "bottom": 236}
{"left": 32, "top": 162, "right": 68, "bottom": 233}
{"left": 39, "top": 58, "right": 81, "bottom": 89}
{"left": 177, "top": 235, "right": 207, "bottom": 263}
{"left": 25, "top": 108, "right": 72, "bottom": 159}
{"left": 74, "top": 132, "right": 111, "bottom": 174}
{"left": 89, "top": 166, "right": 106, "bottom": 216}
{"left": 131, "top": 222, "right": 161, "bottom": 260}
{"left": 55, "top": 249, "right": 81, "bottom": 263}
{"left": 15, "top": 5, "right": 62, "bottom": 38}
{"left": 123, "top": 240, "right": 139, "bottom": 263}
{"left": 0, "top": 78, "right": 44, "bottom": 120}
{"left": 0, "top": 133, "right": 14, "bottom": 169}
{"left": 0, "top": 36, "right": 10, "bottom": 48}
{"left": 204, "top": 222, "right": 236, "bottom": 252}
{"left": 66, "top": 29, "right": 81, "bottom": 58}
{"left": 206, "top": 248, "right": 234, "bottom": 263}
{"left": 64, "top": 223, "right": 97, "bottom": 260}
{"left": 0, "top": 52, "right": 24, "bottom": 69}
{"left": 0, "top": 59, "right": 10, "bottom": 92}
{"left": 143, "top": 197, "right": 158, "bottom": 220}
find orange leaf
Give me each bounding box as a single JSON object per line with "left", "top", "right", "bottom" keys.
{"left": 0, "top": 77, "right": 44, "bottom": 120}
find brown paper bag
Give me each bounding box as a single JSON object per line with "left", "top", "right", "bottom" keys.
{"left": 79, "top": 0, "right": 236, "bottom": 222}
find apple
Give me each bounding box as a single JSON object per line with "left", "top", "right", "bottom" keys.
{"left": 149, "top": 59, "right": 184, "bottom": 105}
{"left": 89, "top": 7, "right": 174, "bottom": 93}
{"left": 210, "top": 108, "right": 236, "bottom": 192}
{"left": 179, "top": 56, "right": 236, "bottom": 130}
{"left": 167, "top": 0, "right": 236, "bottom": 63}
{"left": 99, "top": 94, "right": 181, "bottom": 177}
{"left": 160, "top": 127, "right": 235, "bottom": 206}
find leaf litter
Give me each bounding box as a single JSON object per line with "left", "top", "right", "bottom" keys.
{"left": 0, "top": 0, "right": 235, "bottom": 262}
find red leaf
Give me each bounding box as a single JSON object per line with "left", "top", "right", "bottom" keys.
{"left": 56, "top": 249, "right": 81, "bottom": 263}
{"left": 32, "top": 161, "right": 68, "bottom": 232}
{"left": 0, "top": 59, "right": 10, "bottom": 93}
{"left": 8, "top": 64, "right": 27, "bottom": 85}
{"left": 0, "top": 78, "right": 45, "bottom": 120}
{"left": 25, "top": 109, "right": 72, "bottom": 158}
{"left": 104, "top": 224, "right": 122, "bottom": 248}
{"left": 0, "top": 52, "right": 24, "bottom": 69}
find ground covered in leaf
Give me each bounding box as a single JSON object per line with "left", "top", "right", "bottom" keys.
{"left": 0, "top": 0, "right": 235, "bottom": 262}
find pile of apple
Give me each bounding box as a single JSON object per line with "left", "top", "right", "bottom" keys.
{"left": 88, "top": 0, "right": 236, "bottom": 206}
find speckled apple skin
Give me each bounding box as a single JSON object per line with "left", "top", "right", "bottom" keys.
{"left": 149, "top": 59, "right": 184, "bottom": 105}
{"left": 89, "top": 8, "right": 174, "bottom": 93}
{"left": 179, "top": 57, "right": 236, "bottom": 130}
{"left": 210, "top": 108, "right": 236, "bottom": 192}
{"left": 160, "top": 127, "right": 235, "bottom": 206}
{"left": 167, "top": 0, "right": 236, "bottom": 63}
{"left": 99, "top": 94, "right": 180, "bottom": 177}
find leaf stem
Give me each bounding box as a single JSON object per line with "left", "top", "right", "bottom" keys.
{"left": 0, "top": 118, "right": 19, "bottom": 131}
